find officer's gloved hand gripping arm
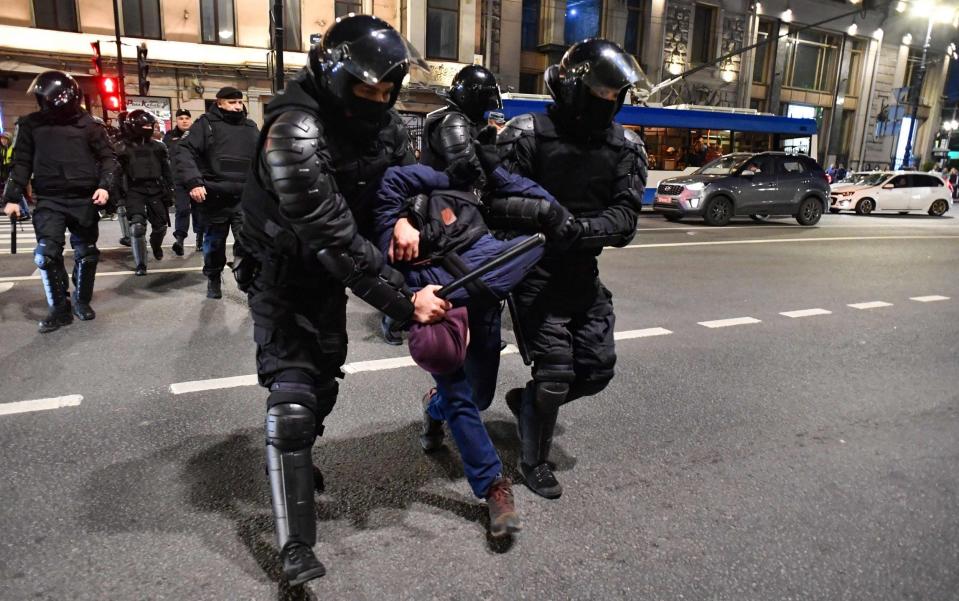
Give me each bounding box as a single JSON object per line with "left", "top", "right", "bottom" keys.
{"left": 264, "top": 111, "right": 448, "bottom": 324}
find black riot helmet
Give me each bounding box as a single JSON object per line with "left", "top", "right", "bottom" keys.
{"left": 447, "top": 65, "right": 502, "bottom": 124}
{"left": 307, "top": 14, "right": 428, "bottom": 117}
{"left": 29, "top": 70, "right": 82, "bottom": 115}
{"left": 545, "top": 39, "right": 651, "bottom": 131}
{"left": 126, "top": 109, "right": 157, "bottom": 141}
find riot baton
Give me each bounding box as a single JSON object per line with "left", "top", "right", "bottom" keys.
{"left": 435, "top": 233, "right": 545, "bottom": 300}
{"left": 9, "top": 215, "right": 16, "bottom": 255}
{"left": 506, "top": 292, "right": 532, "bottom": 366}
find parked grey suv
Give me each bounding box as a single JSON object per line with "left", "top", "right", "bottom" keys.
{"left": 653, "top": 152, "right": 830, "bottom": 226}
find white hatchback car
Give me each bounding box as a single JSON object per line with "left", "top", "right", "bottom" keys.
{"left": 830, "top": 171, "right": 951, "bottom": 216}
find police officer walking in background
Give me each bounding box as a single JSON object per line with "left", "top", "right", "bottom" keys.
{"left": 240, "top": 15, "right": 449, "bottom": 586}
{"left": 175, "top": 87, "right": 259, "bottom": 298}
{"left": 162, "top": 108, "right": 203, "bottom": 255}
{"left": 2, "top": 71, "right": 116, "bottom": 333}
{"left": 115, "top": 110, "right": 175, "bottom": 275}
{"left": 497, "top": 40, "right": 649, "bottom": 498}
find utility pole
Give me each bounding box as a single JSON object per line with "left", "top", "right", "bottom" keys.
{"left": 901, "top": 16, "right": 934, "bottom": 169}
{"left": 272, "top": 0, "right": 285, "bottom": 93}
{"left": 111, "top": 0, "right": 126, "bottom": 109}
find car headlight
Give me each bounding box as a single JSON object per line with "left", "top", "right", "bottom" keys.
{"left": 836, "top": 191, "right": 856, "bottom": 197}
{"left": 685, "top": 182, "right": 705, "bottom": 193}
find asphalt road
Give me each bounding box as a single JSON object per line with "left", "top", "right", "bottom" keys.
{"left": 1, "top": 211, "right": 958, "bottom": 600}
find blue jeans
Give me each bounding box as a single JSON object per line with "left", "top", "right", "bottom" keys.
{"left": 202, "top": 211, "right": 242, "bottom": 277}
{"left": 427, "top": 301, "right": 504, "bottom": 498}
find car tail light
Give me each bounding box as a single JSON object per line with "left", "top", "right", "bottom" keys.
{"left": 822, "top": 173, "right": 830, "bottom": 185}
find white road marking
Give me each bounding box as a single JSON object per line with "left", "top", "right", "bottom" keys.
{"left": 848, "top": 301, "right": 893, "bottom": 310}
{"left": 170, "top": 374, "right": 258, "bottom": 394}
{"left": 0, "top": 394, "right": 83, "bottom": 416}
{"left": 698, "top": 317, "right": 761, "bottom": 328}
{"left": 618, "top": 235, "right": 959, "bottom": 250}
{"left": 780, "top": 308, "right": 832, "bottom": 318}
{"left": 910, "top": 295, "right": 950, "bottom": 302}
{"left": 0, "top": 282, "right": 13, "bottom": 294}
{"left": 0, "top": 266, "right": 203, "bottom": 283}
{"left": 614, "top": 327, "right": 673, "bottom": 339}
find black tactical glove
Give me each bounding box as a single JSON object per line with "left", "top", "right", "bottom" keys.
{"left": 444, "top": 156, "right": 482, "bottom": 190}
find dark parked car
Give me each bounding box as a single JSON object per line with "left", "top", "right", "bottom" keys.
{"left": 653, "top": 152, "right": 830, "bottom": 226}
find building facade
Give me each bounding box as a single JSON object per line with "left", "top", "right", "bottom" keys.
{"left": 0, "top": 0, "right": 954, "bottom": 169}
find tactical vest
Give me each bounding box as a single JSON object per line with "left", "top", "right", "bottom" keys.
{"left": 127, "top": 142, "right": 162, "bottom": 181}
{"left": 528, "top": 112, "right": 625, "bottom": 217}
{"left": 203, "top": 116, "right": 258, "bottom": 183}
{"left": 32, "top": 118, "right": 100, "bottom": 195}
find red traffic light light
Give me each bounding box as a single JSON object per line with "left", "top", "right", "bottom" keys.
{"left": 100, "top": 77, "right": 117, "bottom": 94}
{"left": 105, "top": 95, "right": 121, "bottom": 110}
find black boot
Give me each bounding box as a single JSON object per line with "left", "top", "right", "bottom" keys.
{"left": 171, "top": 235, "right": 185, "bottom": 256}
{"left": 206, "top": 274, "right": 222, "bottom": 299}
{"left": 71, "top": 251, "right": 98, "bottom": 321}
{"left": 38, "top": 262, "right": 73, "bottom": 333}
{"left": 418, "top": 388, "right": 444, "bottom": 452}
{"left": 280, "top": 543, "right": 326, "bottom": 587}
{"left": 195, "top": 232, "right": 204, "bottom": 249}
{"left": 150, "top": 233, "right": 164, "bottom": 260}
{"left": 119, "top": 236, "right": 131, "bottom": 247}
{"left": 517, "top": 384, "right": 563, "bottom": 499}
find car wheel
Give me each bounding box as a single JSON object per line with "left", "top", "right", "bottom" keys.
{"left": 929, "top": 199, "right": 949, "bottom": 216}
{"left": 664, "top": 214, "right": 683, "bottom": 222}
{"left": 829, "top": 208, "right": 841, "bottom": 214}
{"left": 796, "top": 197, "right": 823, "bottom": 226}
{"left": 704, "top": 196, "right": 733, "bottom": 226}
{"left": 855, "top": 198, "right": 875, "bottom": 215}
{"left": 750, "top": 214, "right": 770, "bottom": 222}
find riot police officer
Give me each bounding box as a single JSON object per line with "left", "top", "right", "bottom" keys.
{"left": 2, "top": 71, "right": 116, "bottom": 333}
{"left": 175, "top": 87, "right": 259, "bottom": 298}
{"left": 240, "top": 15, "right": 449, "bottom": 585}
{"left": 162, "top": 108, "right": 202, "bottom": 255}
{"left": 116, "top": 110, "right": 174, "bottom": 275}
{"left": 497, "top": 40, "right": 649, "bottom": 498}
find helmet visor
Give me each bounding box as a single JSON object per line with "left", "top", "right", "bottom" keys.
{"left": 567, "top": 50, "right": 652, "bottom": 100}
{"left": 333, "top": 28, "right": 430, "bottom": 86}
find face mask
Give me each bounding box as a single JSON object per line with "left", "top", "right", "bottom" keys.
{"left": 347, "top": 96, "right": 390, "bottom": 123}
{"left": 222, "top": 109, "right": 246, "bottom": 124}
{"left": 576, "top": 93, "right": 617, "bottom": 134}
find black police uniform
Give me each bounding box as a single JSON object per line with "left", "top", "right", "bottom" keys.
{"left": 238, "top": 15, "right": 425, "bottom": 586}
{"left": 174, "top": 104, "right": 259, "bottom": 290}
{"left": 2, "top": 75, "right": 116, "bottom": 332}
{"left": 497, "top": 40, "right": 648, "bottom": 498}
{"left": 162, "top": 125, "right": 203, "bottom": 249}
{"left": 116, "top": 135, "right": 174, "bottom": 272}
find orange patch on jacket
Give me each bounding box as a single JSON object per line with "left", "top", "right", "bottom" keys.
{"left": 441, "top": 207, "right": 457, "bottom": 225}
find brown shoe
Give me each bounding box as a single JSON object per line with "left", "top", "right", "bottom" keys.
{"left": 486, "top": 476, "right": 522, "bottom": 537}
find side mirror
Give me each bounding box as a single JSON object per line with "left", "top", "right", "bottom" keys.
{"left": 881, "top": 183, "right": 894, "bottom": 190}
{"left": 741, "top": 170, "right": 755, "bottom": 178}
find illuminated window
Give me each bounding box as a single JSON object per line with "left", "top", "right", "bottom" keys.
{"left": 564, "top": 0, "right": 602, "bottom": 45}
{"left": 201, "top": 0, "right": 236, "bottom": 45}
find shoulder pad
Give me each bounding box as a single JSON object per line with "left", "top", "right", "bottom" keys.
{"left": 268, "top": 110, "right": 323, "bottom": 140}
{"left": 623, "top": 127, "right": 643, "bottom": 147}
{"left": 497, "top": 113, "right": 535, "bottom": 146}
{"left": 439, "top": 111, "right": 471, "bottom": 129}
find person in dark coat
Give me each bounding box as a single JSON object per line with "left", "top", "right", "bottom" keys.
{"left": 174, "top": 87, "right": 259, "bottom": 298}
{"left": 162, "top": 108, "right": 203, "bottom": 255}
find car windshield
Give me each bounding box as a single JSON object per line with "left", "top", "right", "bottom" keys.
{"left": 696, "top": 154, "right": 751, "bottom": 175}
{"left": 860, "top": 173, "right": 889, "bottom": 186}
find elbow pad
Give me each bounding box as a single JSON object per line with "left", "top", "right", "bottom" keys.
{"left": 486, "top": 196, "right": 574, "bottom": 240}
{"left": 315, "top": 247, "right": 414, "bottom": 322}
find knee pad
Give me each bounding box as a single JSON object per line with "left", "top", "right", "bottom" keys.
{"left": 73, "top": 243, "right": 100, "bottom": 264}
{"left": 534, "top": 381, "right": 570, "bottom": 413}
{"left": 312, "top": 379, "right": 338, "bottom": 423}
{"left": 33, "top": 240, "right": 63, "bottom": 270}
{"left": 130, "top": 222, "right": 146, "bottom": 237}
{"left": 266, "top": 383, "right": 318, "bottom": 453}
{"left": 153, "top": 224, "right": 168, "bottom": 236}
{"left": 569, "top": 373, "right": 613, "bottom": 403}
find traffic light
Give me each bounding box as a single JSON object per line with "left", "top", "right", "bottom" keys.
{"left": 91, "top": 41, "right": 103, "bottom": 77}
{"left": 136, "top": 43, "right": 150, "bottom": 96}
{"left": 99, "top": 76, "right": 121, "bottom": 111}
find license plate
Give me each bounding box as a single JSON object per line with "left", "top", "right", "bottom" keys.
{"left": 658, "top": 195, "right": 673, "bottom": 204}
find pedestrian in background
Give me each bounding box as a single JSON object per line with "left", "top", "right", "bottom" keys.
{"left": 175, "top": 86, "right": 259, "bottom": 299}
{"left": 1, "top": 131, "right": 31, "bottom": 221}
{"left": 162, "top": 108, "right": 203, "bottom": 255}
